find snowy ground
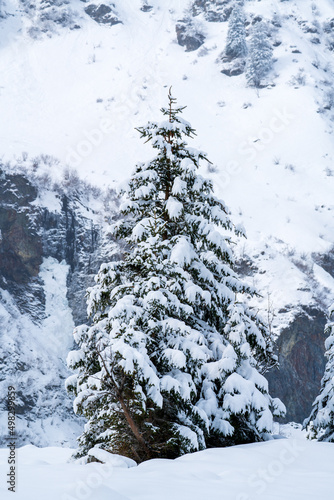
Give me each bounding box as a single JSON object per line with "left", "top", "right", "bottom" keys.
{"left": 1, "top": 0, "right": 334, "bottom": 454}
{"left": 0, "top": 432, "right": 333, "bottom": 500}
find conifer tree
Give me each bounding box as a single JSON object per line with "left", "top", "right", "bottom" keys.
{"left": 246, "top": 21, "right": 273, "bottom": 88}
{"left": 225, "top": 2, "right": 247, "bottom": 60}
{"left": 66, "top": 89, "right": 285, "bottom": 463}
{"left": 304, "top": 305, "right": 334, "bottom": 442}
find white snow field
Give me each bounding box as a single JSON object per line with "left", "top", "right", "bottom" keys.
{"left": 0, "top": 437, "right": 333, "bottom": 500}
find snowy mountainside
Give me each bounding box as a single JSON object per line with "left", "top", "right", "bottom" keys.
{"left": 1, "top": 0, "right": 334, "bottom": 441}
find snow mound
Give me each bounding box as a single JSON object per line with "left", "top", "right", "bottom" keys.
{"left": 88, "top": 447, "right": 137, "bottom": 468}
{"left": 0, "top": 439, "right": 333, "bottom": 499}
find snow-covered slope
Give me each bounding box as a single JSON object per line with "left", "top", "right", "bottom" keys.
{"left": 1, "top": 0, "right": 334, "bottom": 441}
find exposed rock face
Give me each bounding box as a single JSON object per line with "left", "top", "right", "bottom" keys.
{"left": 220, "top": 58, "right": 246, "bottom": 76}
{"left": 140, "top": 4, "right": 153, "bottom": 13}
{"left": 0, "top": 168, "right": 111, "bottom": 323}
{"left": 0, "top": 168, "right": 119, "bottom": 445}
{"left": 267, "top": 307, "right": 327, "bottom": 423}
{"left": 84, "top": 3, "right": 122, "bottom": 26}
{"left": 314, "top": 250, "right": 334, "bottom": 279}
{"left": 176, "top": 22, "right": 205, "bottom": 52}
{"left": 0, "top": 174, "right": 42, "bottom": 284}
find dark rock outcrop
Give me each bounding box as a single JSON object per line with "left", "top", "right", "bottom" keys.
{"left": 313, "top": 250, "right": 334, "bottom": 278}
{"left": 267, "top": 307, "right": 327, "bottom": 423}
{"left": 0, "top": 167, "right": 119, "bottom": 445}
{"left": 220, "top": 57, "right": 246, "bottom": 76}
{"left": 0, "top": 168, "right": 113, "bottom": 323}
{"left": 140, "top": 3, "right": 153, "bottom": 13}
{"left": 176, "top": 22, "right": 205, "bottom": 52}
{"left": 0, "top": 175, "right": 42, "bottom": 284}
{"left": 84, "top": 4, "right": 122, "bottom": 25}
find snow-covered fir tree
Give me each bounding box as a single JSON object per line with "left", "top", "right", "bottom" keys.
{"left": 225, "top": 2, "right": 247, "bottom": 60}
{"left": 304, "top": 304, "right": 334, "bottom": 442}
{"left": 66, "top": 90, "right": 285, "bottom": 463}
{"left": 246, "top": 21, "right": 273, "bottom": 88}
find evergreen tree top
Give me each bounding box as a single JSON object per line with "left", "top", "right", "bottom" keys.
{"left": 162, "top": 87, "right": 187, "bottom": 124}
{"left": 114, "top": 89, "right": 246, "bottom": 264}
{"left": 135, "top": 88, "right": 200, "bottom": 152}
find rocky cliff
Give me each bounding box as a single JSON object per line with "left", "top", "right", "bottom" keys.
{"left": 267, "top": 306, "right": 327, "bottom": 423}
{"left": 0, "top": 165, "right": 119, "bottom": 446}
